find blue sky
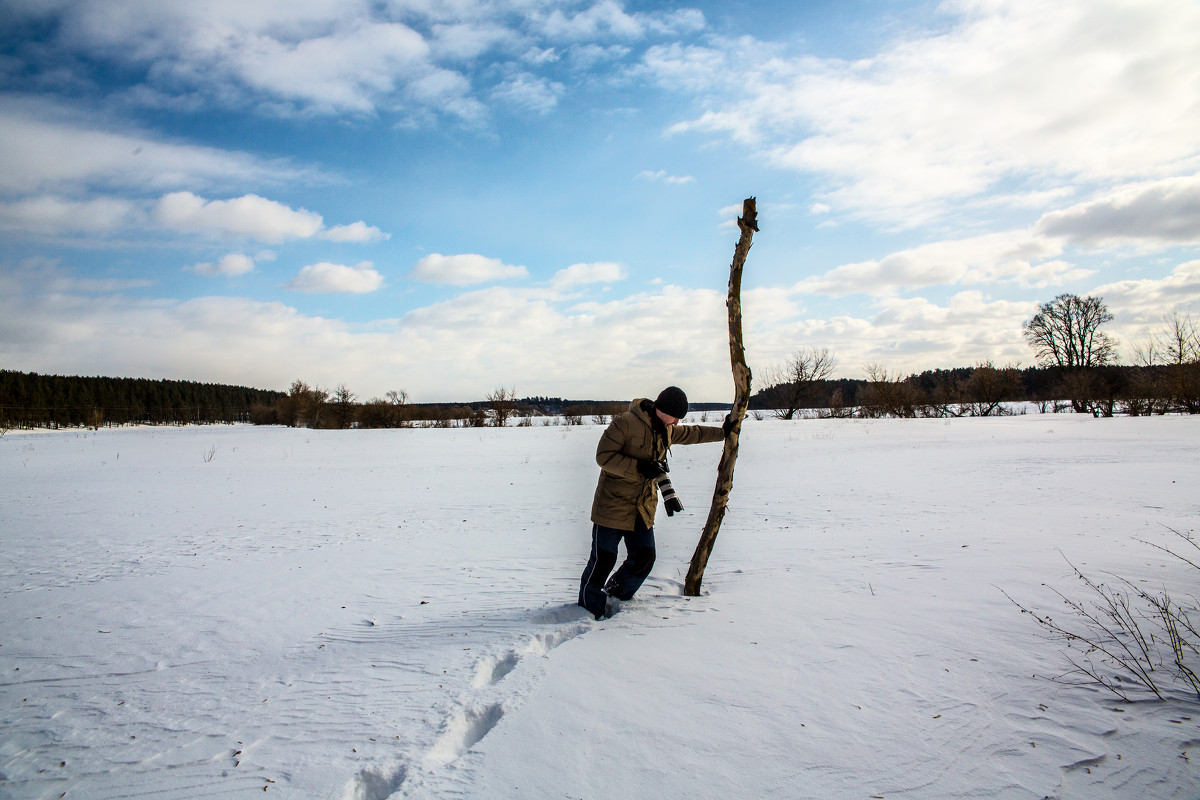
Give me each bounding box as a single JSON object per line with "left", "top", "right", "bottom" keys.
{"left": 2, "top": 0, "right": 1199, "bottom": 402}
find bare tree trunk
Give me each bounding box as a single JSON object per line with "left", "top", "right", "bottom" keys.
{"left": 684, "top": 198, "right": 757, "bottom": 597}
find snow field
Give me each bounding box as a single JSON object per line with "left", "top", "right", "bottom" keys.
{"left": 2, "top": 414, "right": 1199, "bottom": 799}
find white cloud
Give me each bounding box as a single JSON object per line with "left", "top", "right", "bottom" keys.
{"left": 229, "top": 22, "right": 431, "bottom": 114}
{"left": 322, "top": 221, "right": 389, "bottom": 243}
{"left": 635, "top": 169, "right": 695, "bottom": 185}
{"left": 568, "top": 43, "right": 631, "bottom": 70}
{"left": 408, "top": 253, "right": 529, "bottom": 285}
{"left": 1035, "top": 174, "right": 1200, "bottom": 247}
{"left": 42, "top": 4, "right": 439, "bottom": 115}
{"left": 154, "top": 192, "right": 324, "bottom": 242}
{"left": 539, "top": 1, "right": 647, "bottom": 41}
{"left": 0, "top": 195, "right": 137, "bottom": 233}
{"left": 522, "top": 46, "right": 560, "bottom": 65}
{"left": 0, "top": 98, "right": 302, "bottom": 194}
{"left": 655, "top": 0, "right": 1200, "bottom": 226}
{"left": 550, "top": 261, "right": 626, "bottom": 290}
{"left": 490, "top": 73, "right": 564, "bottom": 114}
{"left": 8, "top": 1, "right": 704, "bottom": 122}
{"left": 1092, "top": 259, "right": 1200, "bottom": 317}
{"left": 794, "top": 230, "right": 1080, "bottom": 296}
{"left": 285, "top": 261, "right": 384, "bottom": 294}
{"left": 191, "top": 253, "right": 256, "bottom": 278}
{"left": 430, "top": 21, "right": 514, "bottom": 62}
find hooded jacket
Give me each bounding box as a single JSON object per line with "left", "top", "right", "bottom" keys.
{"left": 590, "top": 398, "right": 725, "bottom": 530}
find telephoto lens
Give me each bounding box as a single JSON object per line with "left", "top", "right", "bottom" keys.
{"left": 656, "top": 475, "right": 684, "bottom": 516}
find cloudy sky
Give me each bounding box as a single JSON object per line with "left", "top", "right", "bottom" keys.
{"left": 2, "top": 0, "right": 1199, "bottom": 402}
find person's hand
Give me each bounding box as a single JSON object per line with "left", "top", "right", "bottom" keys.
{"left": 637, "top": 459, "right": 667, "bottom": 479}
{"left": 722, "top": 413, "right": 738, "bottom": 436}
{"left": 663, "top": 494, "right": 684, "bottom": 516}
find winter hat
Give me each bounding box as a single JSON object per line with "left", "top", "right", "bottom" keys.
{"left": 654, "top": 386, "right": 688, "bottom": 419}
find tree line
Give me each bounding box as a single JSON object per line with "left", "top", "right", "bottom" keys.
{"left": 0, "top": 373, "right": 631, "bottom": 431}
{"left": 755, "top": 295, "right": 1200, "bottom": 418}
{"left": 751, "top": 362, "right": 1187, "bottom": 418}
{"left": 0, "top": 371, "right": 285, "bottom": 429}
{"left": 245, "top": 381, "right": 632, "bottom": 430}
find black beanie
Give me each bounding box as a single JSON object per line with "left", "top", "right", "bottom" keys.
{"left": 654, "top": 386, "right": 688, "bottom": 419}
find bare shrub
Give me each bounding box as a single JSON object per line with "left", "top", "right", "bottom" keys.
{"left": 1004, "top": 529, "right": 1200, "bottom": 701}
{"left": 818, "top": 388, "right": 854, "bottom": 419}
{"left": 858, "top": 363, "right": 922, "bottom": 418}
{"left": 359, "top": 389, "right": 412, "bottom": 428}
{"left": 962, "top": 361, "right": 1022, "bottom": 416}
{"left": 1132, "top": 308, "right": 1200, "bottom": 414}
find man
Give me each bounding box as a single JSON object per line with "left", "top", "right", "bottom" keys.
{"left": 578, "top": 386, "right": 732, "bottom": 619}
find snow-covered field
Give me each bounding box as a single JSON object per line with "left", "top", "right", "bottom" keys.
{"left": 2, "top": 414, "right": 1198, "bottom": 799}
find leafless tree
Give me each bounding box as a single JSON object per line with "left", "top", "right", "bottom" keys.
{"left": 1023, "top": 293, "right": 1117, "bottom": 369}
{"left": 329, "top": 384, "right": 356, "bottom": 429}
{"left": 761, "top": 347, "right": 838, "bottom": 419}
{"left": 285, "top": 380, "right": 329, "bottom": 429}
{"left": 388, "top": 390, "right": 413, "bottom": 427}
{"left": 1023, "top": 294, "right": 1117, "bottom": 413}
{"left": 486, "top": 387, "right": 518, "bottom": 427}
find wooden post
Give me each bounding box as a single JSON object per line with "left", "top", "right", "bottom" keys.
{"left": 684, "top": 197, "right": 757, "bottom": 597}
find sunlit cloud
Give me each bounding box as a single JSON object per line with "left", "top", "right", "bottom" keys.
{"left": 408, "top": 253, "right": 530, "bottom": 286}
{"left": 285, "top": 261, "right": 385, "bottom": 294}
{"left": 155, "top": 192, "right": 323, "bottom": 242}
{"left": 550, "top": 261, "right": 626, "bottom": 290}
{"left": 191, "top": 253, "right": 257, "bottom": 278}
{"left": 792, "top": 230, "right": 1091, "bottom": 297}
{"left": 321, "top": 221, "right": 390, "bottom": 243}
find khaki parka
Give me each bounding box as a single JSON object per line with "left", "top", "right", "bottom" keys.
{"left": 590, "top": 398, "right": 725, "bottom": 530}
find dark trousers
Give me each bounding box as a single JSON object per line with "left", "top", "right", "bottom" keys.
{"left": 578, "top": 520, "right": 656, "bottom": 616}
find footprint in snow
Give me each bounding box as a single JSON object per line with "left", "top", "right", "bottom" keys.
{"left": 530, "top": 603, "right": 592, "bottom": 624}
{"left": 341, "top": 762, "right": 408, "bottom": 800}
{"left": 423, "top": 703, "right": 505, "bottom": 768}
{"left": 471, "top": 623, "right": 587, "bottom": 688}
{"left": 473, "top": 651, "right": 520, "bottom": 688}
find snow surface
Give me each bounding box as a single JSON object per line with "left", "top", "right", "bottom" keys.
{"left": 2, "top": 414, "right": 1199, "bottom": 799}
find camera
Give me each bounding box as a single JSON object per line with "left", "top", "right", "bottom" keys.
{"left": 655, "top": 474, "right": 684, "bottom": 516}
